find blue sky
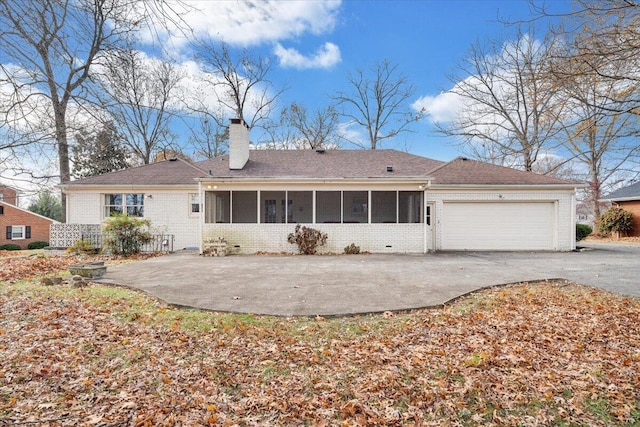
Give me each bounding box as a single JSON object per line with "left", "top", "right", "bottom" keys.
{"left": 148, "top": 0, "right": 570, "bottom": 161}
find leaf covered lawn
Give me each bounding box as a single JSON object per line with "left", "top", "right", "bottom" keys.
{"left": 0, "top": 256, "right": 639, "bottom": 426}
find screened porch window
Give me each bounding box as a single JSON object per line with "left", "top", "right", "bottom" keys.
{"left": 232, "top": 191, "right": 257, "bottom": 223}
{"left": 205, "top": 191, "right": 230, "bottom": 223}
{"left": 316, "top": 191, "right": 341, "bottom": 223}
{"left": 343, "top": 191, "right": 368, "bottom": 223}
{"left": 371, "top": 191, "right": 397, "bottom": 223}
{"left": 399, "top": 191, "right": 422, "bottom": 223}
{"left": 203, "top": 190, "right": 423, "bottom": 224}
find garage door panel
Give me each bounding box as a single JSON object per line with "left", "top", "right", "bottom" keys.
{"left": 442, "top": 202, "right": 554, "bottom": 250}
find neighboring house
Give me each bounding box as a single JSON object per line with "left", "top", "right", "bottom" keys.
{"left": 60, "top": 119, "right": 583, "bottom": 253}
{"left": 0, "top": 186, "right": 58, "bottom": 249}
{"left": 602, "top": 181, "right": 640, "bottom": 236}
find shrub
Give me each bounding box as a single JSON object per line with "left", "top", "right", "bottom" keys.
{"left": 0, "top": 244, "right": 21, "bottom": 251}
{"left": 575, "top": 224, "right": 592, "bottom": 242}
{"left": 66, "top": 239, "right": 96, "bottom": 255}
{"left": 27, "top": 241, "right": 49, "bottom": 250}
{"left": 287, "top": 224, "right": 327, "bottom": 255}
{"left": 103, "top": 213, "right": 152, "bottom": 256}
{"left": 344, "top": 243, "right": 361, "bottom": 254}
{"left": 597, "top": 206, "right": 633, "bottom": 237}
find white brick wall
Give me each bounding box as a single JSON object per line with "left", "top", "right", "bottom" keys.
{"left": 203, "top": 223, "right": 425, "bottom": 254}
{"left": 67, "top": 190, "right": 200, "bottom": 250}
{"left": 67, "top": 193, "right": 102, "bottom": 224}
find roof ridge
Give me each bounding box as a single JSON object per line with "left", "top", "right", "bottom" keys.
{"left": 175, "top": 157, "right": 210, "bottom": 176}
{"left": 426, "top": 156, "right": 462, "bottom": 175}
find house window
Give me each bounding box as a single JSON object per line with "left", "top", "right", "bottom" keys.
{"left": 104, "top": 193, "right": 144, "bottom": 217}
{"left": 189, "top": 193, "right": 200, "bottom": 214}
{"left": 5, "top": 225, "right": 30, "bottom": 240}
{"left": 0, "top": 205, "right": 3, "bottom": 215}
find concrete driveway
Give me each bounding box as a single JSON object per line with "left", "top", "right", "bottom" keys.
{"left": 98, "top": 242, "right": 640, "bottom": 316}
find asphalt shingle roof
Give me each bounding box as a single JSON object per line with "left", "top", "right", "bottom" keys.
{"left": 63, "top": 150, "right": 579, "bottom": 187}
{"left": 64, "top": 158, "right": 207, "bottom": 186}
{"left": 196, "top": 149, "right": 444, "bottom": 179}
{"left": 603, "top": 181, "right": 640, "bottom": 200}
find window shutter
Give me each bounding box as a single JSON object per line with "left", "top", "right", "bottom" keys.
{"left": 25, "top": 226, "right": 31, "bottom": 239}
{"left": 5, "top": 226, "right": 11, "bottom": 240}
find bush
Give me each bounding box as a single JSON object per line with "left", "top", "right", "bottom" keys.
{"left": 575, "top": 224, "right": 592, "bottom": 242}
{"left": 344, "top": 243, "right": 360, "bottom": 254}
{"left": 287, "top": 224, "right": 327, "bottom": 255}
{"left": 597, "top": 206, "right": 633, "bottom": 237}
{"left": 27, "top": 241, "right": 49, "bottom": 250}
{"left": 103, "top": 213, "right": 152, "bottom": 256}
{"left": 66, "top": 239, "right": 96, "bottom": 255}
{"left": 0, "top": 244, "right": 21, "bottom": 251}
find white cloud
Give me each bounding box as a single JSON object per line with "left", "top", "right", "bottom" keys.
{"left": 274, "top": 42, "right": 341, "bottom": 70}
{"left": 412, "top": 90, "right": 464, "bottom": 123}
{"left": 143, "top": 0, "right": 342, "bottom": 49}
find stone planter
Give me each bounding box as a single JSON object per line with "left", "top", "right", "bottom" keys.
{"left": 69, "top": 262, "right": 107, "bottom": 279}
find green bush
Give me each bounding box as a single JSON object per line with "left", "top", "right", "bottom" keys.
{"left": 575, "top": 224, "right": 592, "bottom": 242}
{"left": 27, "top": 241, "right": 49, "bottom": 250}
{"left": 103, "top": 213, "right": 152, "bottom": 256}
{"left": 344, "top": 243, "right": 361, "bottom": 254}
{"left": 287, "top": 224, "right": 327, "bottom": 255}
{"left": 66, "top": 239, "right": 96, "bottom": 255}
{"left": 597, "top": 206, "right": 633, "bottom": 236}
{"left": 0, "top": 244, "right": 22, "bottom": 251}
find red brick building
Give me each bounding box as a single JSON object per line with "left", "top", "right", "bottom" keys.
{"left": 0, "top": 186, "right": 57, "bottom": 249}
{"left": 603, "top": 181, "right": 640, "bottom": 237}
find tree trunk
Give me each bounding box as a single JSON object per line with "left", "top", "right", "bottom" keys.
{"left": 55, "top": 107, "right": 70, "bottom": 223}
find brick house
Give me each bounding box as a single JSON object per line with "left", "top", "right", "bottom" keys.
{"left": 602, "top": 181, "right": 640, "bottom": 237}
{"left": 0, "top": 186, "right": 58, "bottom": 249}
{"left": 60, "top": 119, "right": 583, "bottom": 253}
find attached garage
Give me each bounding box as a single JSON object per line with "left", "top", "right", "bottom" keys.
{"left": 441, "top": 201, "right": 556, "bottom": 251}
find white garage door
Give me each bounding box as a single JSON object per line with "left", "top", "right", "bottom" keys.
{"left": 441, "top": 202, "right": 555, "bottom": 250}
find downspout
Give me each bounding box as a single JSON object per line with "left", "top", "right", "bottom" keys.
{"left": 198, "top": 182, "right": 203, "bottom": 254}
{"left": 422, "top": 183, "right": 428, "bottom": 254}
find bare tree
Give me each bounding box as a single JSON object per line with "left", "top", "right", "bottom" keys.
{"left": 187, "top": 111, "right": 229, "bottom": 159}
{"left": 435, "top": 29, "right": 566, "bottom": 171}
{"left": 281, "top": 102, "right": 340, "bottom": 149}
{"left": 534, "top": 0, "right": 640, "bottom": 116}
{"left": 331, "top": 60, "right": 421, "bottom": 150}
{"left": 553, "top": 40, "right": 640, "bottom": 220}
{"left": 0, "top": 0, "right": 183, "bottom": 221}
{"left": 195, "top": 40, "right": 284, "bottom": 129}
{"left": 94, "top": 50, "right": 184, "bottom": 164}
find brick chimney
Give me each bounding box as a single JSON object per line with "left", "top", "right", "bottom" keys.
{"left": 0, "top": 185, "right": 18, "bottom": 206}
{"left": 228, "top": 118, "right": 250, "bottom": 170}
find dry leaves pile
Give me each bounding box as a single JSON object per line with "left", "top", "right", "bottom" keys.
{"left": 0, "top": 257, "right": 639, "bottom": 426}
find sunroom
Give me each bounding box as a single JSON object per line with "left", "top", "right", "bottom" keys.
{"left": 199, "top": 184, "right": 432, "bottom": 254}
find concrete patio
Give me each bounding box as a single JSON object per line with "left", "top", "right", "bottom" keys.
{"left": 96, "top": 242, "right": 640, "bottom": 316}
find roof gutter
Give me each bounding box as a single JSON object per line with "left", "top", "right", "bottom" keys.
{"left": 428, "top": 183, "right": 587, "bottom": 191}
